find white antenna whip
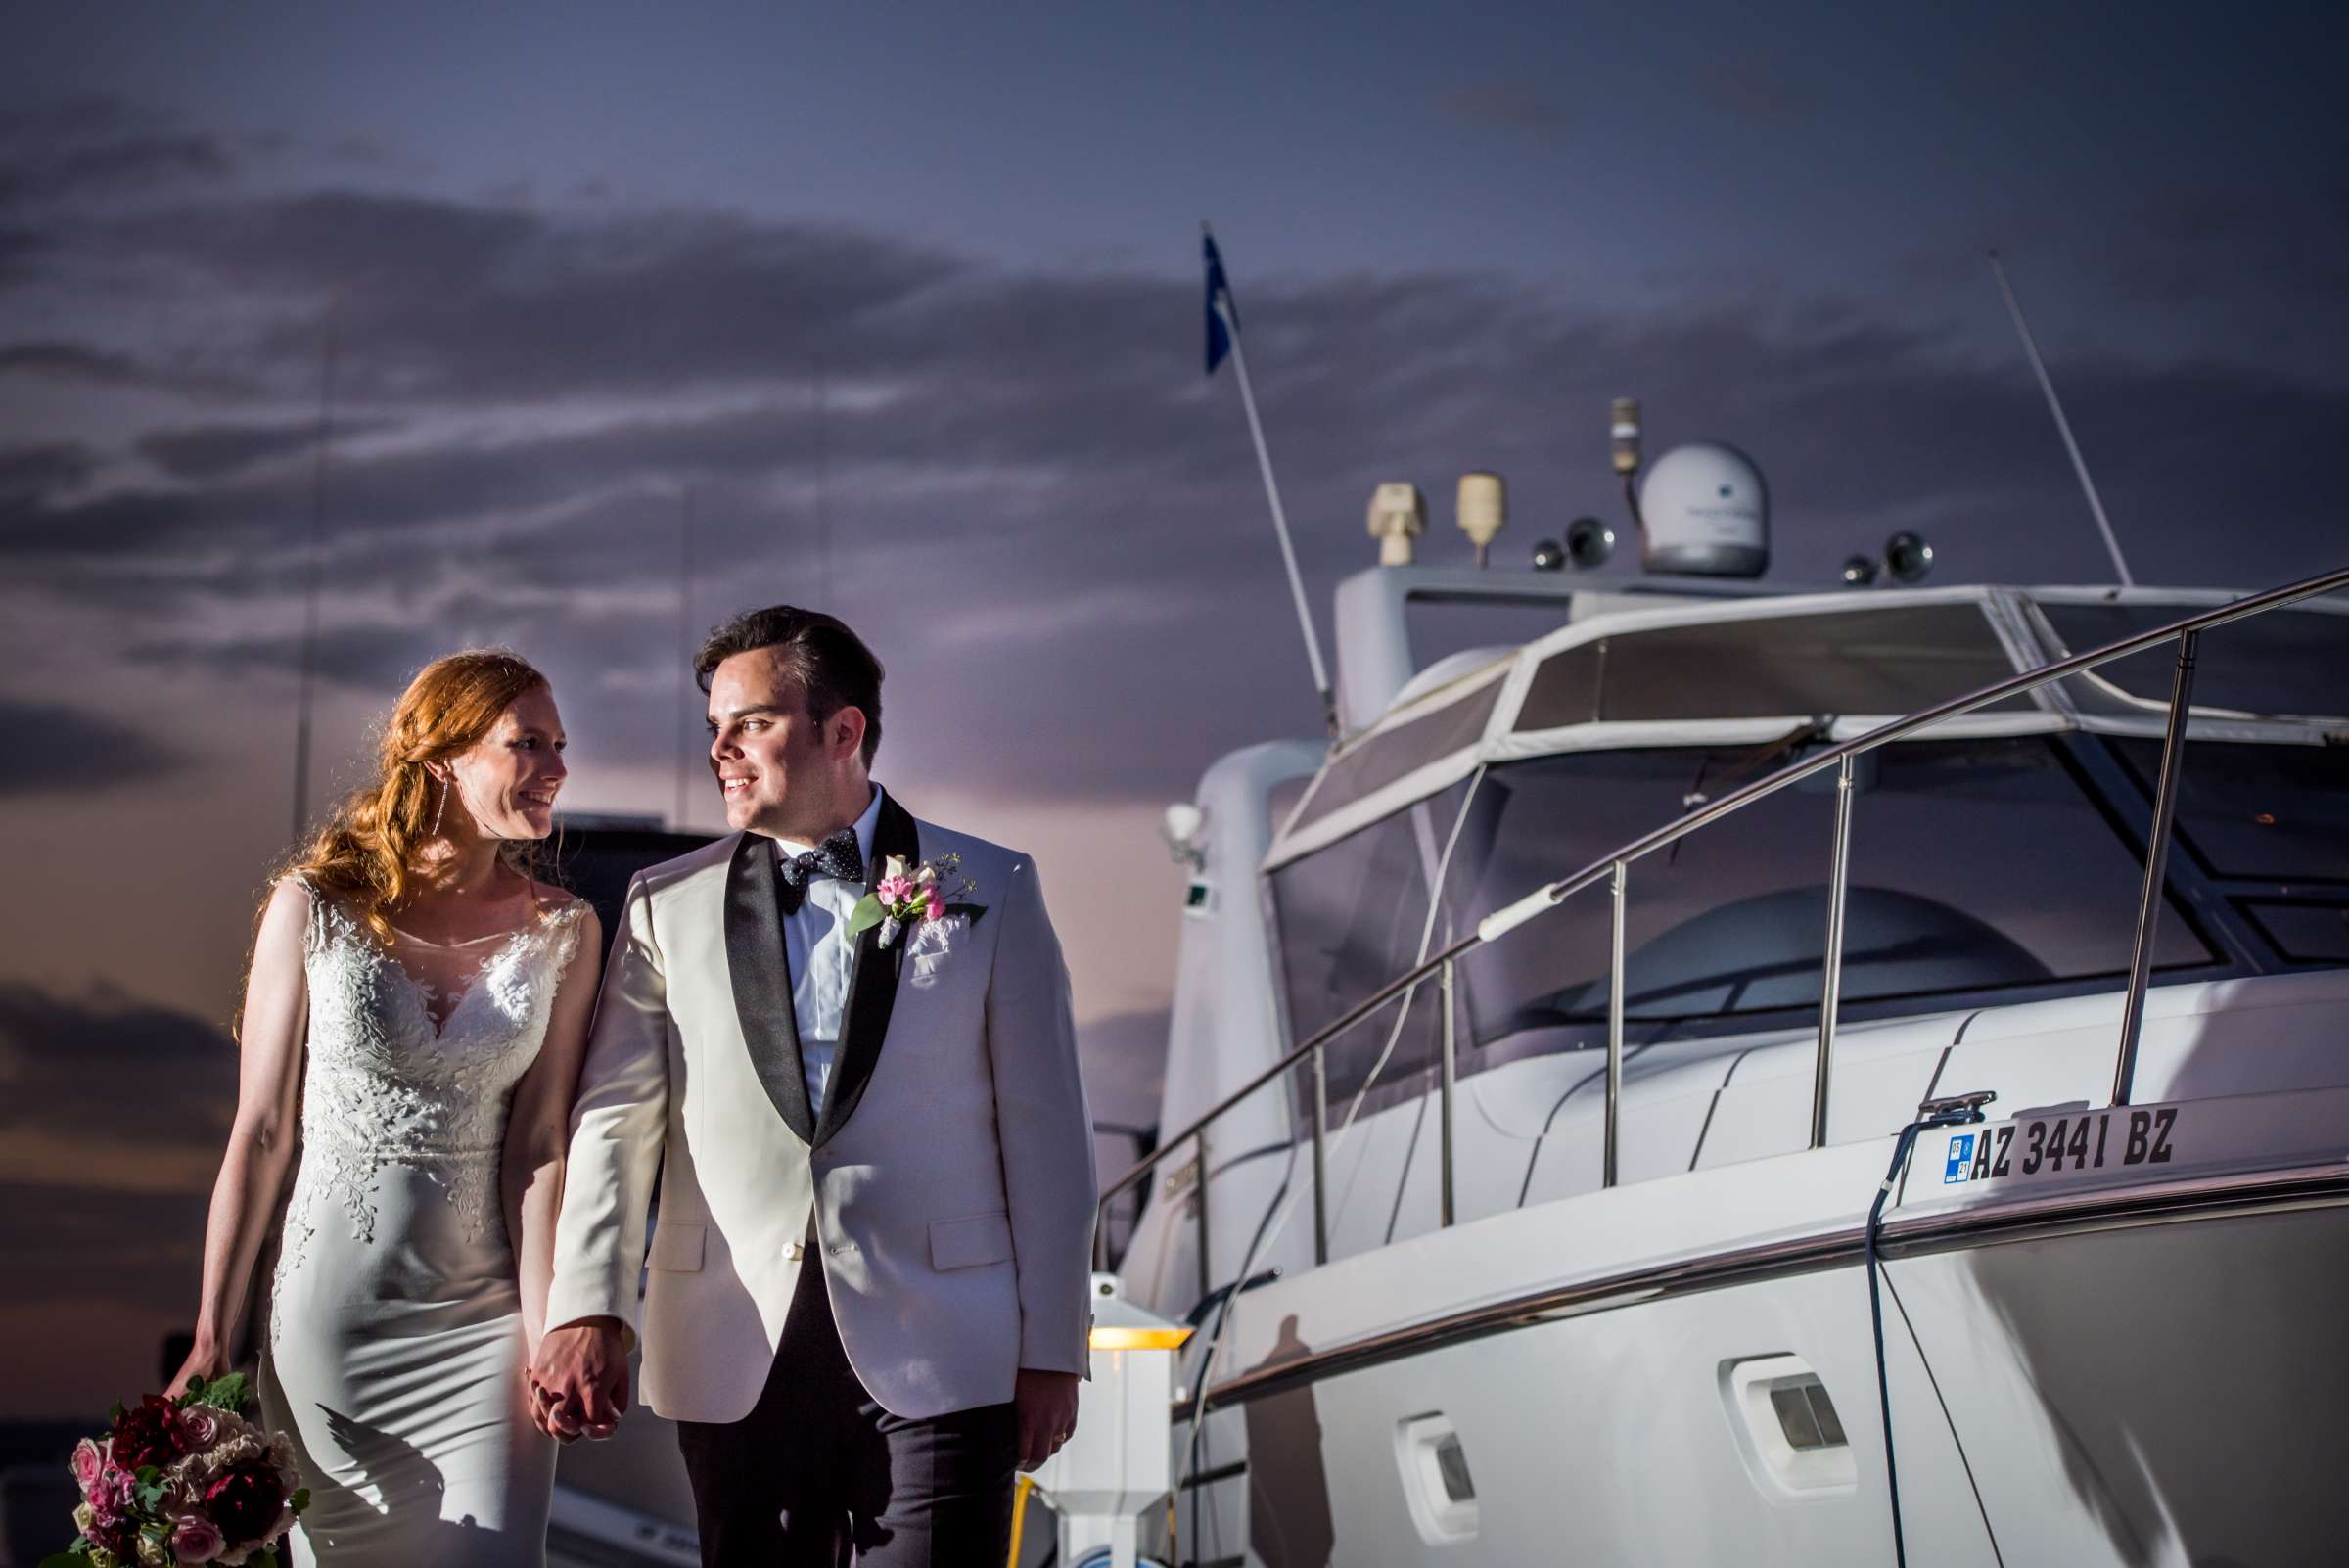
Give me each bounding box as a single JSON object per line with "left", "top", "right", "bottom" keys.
{"left": 290, "top": 313, "right": 337, "bottom": 843}
{"left": 1205, "top": 223, "right": 1339, "bottom": 738}
{"left": 1990, "top": 251, "right": 2137, "bottom": 587}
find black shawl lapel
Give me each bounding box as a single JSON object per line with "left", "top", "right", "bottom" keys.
{"left": 723, "top": 829, "right": 817, "bottom": 1145}
{"left": 813, "top": 790, "right": 918, "bottom": 1148}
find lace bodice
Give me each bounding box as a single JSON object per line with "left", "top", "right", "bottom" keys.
{"left": 277, "top": 877, "right": 587, "bottom": 1276}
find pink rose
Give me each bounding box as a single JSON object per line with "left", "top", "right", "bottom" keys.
{"left": 172, "top": 1512, "right": 226, "bottom": 1563}
{"left": 875, "top": 874, "right": 916, "bottom": 903}
{"left": 922, "top": 889, "right": 950, "bottom": 922}
{"left": 178, "top": 1406, "right": 223, "bottom": 1450}
{"left": 70, "top": 1437, "right": 107, "bottom": 1497}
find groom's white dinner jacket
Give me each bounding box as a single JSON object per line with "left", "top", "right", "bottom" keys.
{"left": 545, "top": 789, "right": 1097, "bottom": 1423}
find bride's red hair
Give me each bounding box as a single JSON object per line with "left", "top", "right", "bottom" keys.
{"left": 284, "top": 649, "right": 551, "bottom": 944}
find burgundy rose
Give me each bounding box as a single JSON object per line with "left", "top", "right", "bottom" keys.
{"left": 201, "top": 1459, "right": 286, "bottom": 1546}
{"left": 111, "top": 1394, "right": 188, "bottom": 1471}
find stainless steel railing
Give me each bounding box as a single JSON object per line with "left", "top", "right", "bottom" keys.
{"left": 1092, "top": 566, "right": 2349, "bottom": 1280}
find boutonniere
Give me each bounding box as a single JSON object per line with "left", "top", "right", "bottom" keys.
{"left": 849, "top": 852, "right": 987, "bottom": 950}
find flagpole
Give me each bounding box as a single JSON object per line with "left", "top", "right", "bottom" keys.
{"left": 1205, "top": 223, "right": 1338, "bottom": 739}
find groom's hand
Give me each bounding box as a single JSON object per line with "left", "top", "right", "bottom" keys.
{"left": 530, "top": 1317, "right": 629, "bottom": 1442}
{"left": 1013, "top": 1368, "right": 1081, "bottom": 1473}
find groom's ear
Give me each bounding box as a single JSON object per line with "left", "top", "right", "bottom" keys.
{"left": 824, "top": 703, "right": 868, "bottom": 761}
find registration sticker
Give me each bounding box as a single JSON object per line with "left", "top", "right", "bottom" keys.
{"left": 1940, "top": 1106, "right": 2179, "bottom": 1188}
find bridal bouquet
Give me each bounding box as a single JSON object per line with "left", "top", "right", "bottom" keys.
{"left": 45, "top": 1373, "right": 308, "bottom": 1568}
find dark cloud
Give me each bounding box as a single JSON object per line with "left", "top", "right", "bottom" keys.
{"left": 0, "top": 95, "right": 236, "bottom": 210}
{"left": 0, "top": 439, "right": 94, "bottom": 500}
{"left": 0, "top": 1181, "right": 210, "bottom": 1314}
{"left": 136, "top": 418, "right": 388, "bottom": 482}
{"left": 0, "top": 700, "right": 188, "bottom": 797}
{"left": 0, "top": 339, "right": 251, "bottom": 395}
{"left": 112, "top": 191, "right": 970, "bottom": 401}
{"left": 0, "top": 982, "right": 236, "bottom": 1170}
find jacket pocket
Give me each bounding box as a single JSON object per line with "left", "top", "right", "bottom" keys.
{"left": 647, "top": 1222, "right": 706, "bottom": 1272}
{"left": 928, "top": 1211, "right": 1013, "bottom": 1271}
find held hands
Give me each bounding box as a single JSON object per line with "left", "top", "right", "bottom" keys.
{"left": 1013, "top": 1368, "right": 1081, "bottom": 1473}
{"left": 527, "top": 1318, "right": 629, "bottom": 1443}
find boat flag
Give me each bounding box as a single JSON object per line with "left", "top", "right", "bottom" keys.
{"left": 1205, "top": 229, "right": 1238, "bottom": 376}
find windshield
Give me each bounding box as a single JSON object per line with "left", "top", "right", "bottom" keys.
{"left": 1268, "top": 736, "right": 2219, "bottom": 1100}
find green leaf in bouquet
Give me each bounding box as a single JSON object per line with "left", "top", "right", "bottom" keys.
{"left": 846, "top": 894, "right": 885, "bottom": 938}
{"left": 292, "top": 1486, "right": 312, "bottom": 1513}
{"left": 253, "top": 1548, "right": 279, "bottom": 1568}
{"left": 107, "top": 1401, "right": 124, "bottom": 1423}
{"left": 37, "top": 1545, "right": 93, "bottom": 1568}
{"left": 193, "top": 1370, "right": 253, "bottom": 1413}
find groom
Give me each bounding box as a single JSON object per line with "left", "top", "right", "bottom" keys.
{"left": 530, "top": 605, "right": 1096, "bottom": 1566}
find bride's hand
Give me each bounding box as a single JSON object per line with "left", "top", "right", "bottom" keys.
{"left": 167, "top": 1338, "right": 232, "bottom": 1400}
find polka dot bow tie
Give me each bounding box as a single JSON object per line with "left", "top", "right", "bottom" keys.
{"left": 777, "top": 829, "right": 864, "bottom": 915}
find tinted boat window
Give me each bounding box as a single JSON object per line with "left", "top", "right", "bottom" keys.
{"left": 1515, "top": 604, "right": 2027, "bottom": 731}
{"left": 1288, "top": 680, "right": 1501, "bottom": 838}
{"left": 2043, "top": 604, "right": 2349, "bottom": 719}
{"left": 1267, "top": 790, "right": 1463, "bottom": 1101}
{"left": 2109, "top": 739, "right": 2349, "bottom": 884}
{"left": 1429, "top": 739, "right": 2213, "bottom": 1056}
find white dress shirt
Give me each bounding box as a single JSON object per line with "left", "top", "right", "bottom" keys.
{"left": 772, "top": 783, "right": 884, "bottom": 1123}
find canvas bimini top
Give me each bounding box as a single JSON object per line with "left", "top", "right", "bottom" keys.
{"left": 1265, "top": 583, "right": 2349, "bottom": 873}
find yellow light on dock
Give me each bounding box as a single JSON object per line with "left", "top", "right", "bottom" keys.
{"left": 1088, "top": 1324, "right": 1193, "bottom": 1352}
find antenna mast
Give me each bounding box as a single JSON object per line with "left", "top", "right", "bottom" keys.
{"left": 673, "top": 484, "right": 695, "bottom": 830}
{"left": 814, "top": 354, "right": 832, "bottom": 604}
{"left": 290, "top": 314, "right": 337, "bottom": 845}
{"left": 1990, "top": 251, "right": 2137, "bottom": 587}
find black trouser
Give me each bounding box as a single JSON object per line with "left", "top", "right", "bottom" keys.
{"left": 673, "top": 1238, "right": 1018, "bottom": 1567}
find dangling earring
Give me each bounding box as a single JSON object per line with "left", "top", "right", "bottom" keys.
{"left": 433, "top": 777, "right": 447, "bottom": 836}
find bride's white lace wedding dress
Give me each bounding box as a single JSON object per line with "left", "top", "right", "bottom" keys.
{"left": 258, "top": 876, "right": 587, "bottom": 1567}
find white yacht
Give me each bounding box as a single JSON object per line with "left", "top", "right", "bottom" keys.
{"left": 1100, "top": 454, "right": 2349, "bottom": 1567}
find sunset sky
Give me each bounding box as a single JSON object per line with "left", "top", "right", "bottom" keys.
{"left": 3, "top": 0, "right": 2343, "bottom": 1414}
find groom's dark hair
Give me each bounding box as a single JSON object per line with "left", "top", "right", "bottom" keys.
{"left": 695, "top": 605, "right": 885, "bottom": 767}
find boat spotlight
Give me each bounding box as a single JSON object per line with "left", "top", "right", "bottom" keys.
{"left": 1456, "top": 472, "right": 1506, "bottom": 569}
{"left": 1841, "top": 554, "right": 1879, "bottom": 587}
{"left": 1531, "top": 538, "right": 1566, "bottom": 571}
{"left": 1160, "top": 802, "right": 1206, "bottom": 869}
{"left": 1368, "top": 482, "right": 1427, "bottom": 567}
{"left": 1567, "top": 516, "right": 1616, "bottom": 570}
{"left": 1886, "top": 531, "right": 1935, "bottom": 584}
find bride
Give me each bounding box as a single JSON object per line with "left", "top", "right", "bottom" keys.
{"left": 175, "top": 650, "right": 604, "bottom": 1566}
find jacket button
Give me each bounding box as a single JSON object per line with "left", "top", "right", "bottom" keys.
{"left": 783, "top": 1241, "right": 805, "bottom": 1262}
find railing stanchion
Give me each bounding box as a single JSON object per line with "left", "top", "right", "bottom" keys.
{"left": 1812, "top": 754, "right": 1858, "bottom": 1150}
{"left": 1311, "top": 1044, "right": 1330, "bottom": 1266}
{"left": 2115, "top": 628, "right": 2200, "bottom": 1107}
{"left": 1605, "top": 859, "right": 1628, "bottom": 1187}
{"left": 1193, "top": 1130, "right": 1213, "bottom": 1308}
{"left": 1440, "top": 959, "right": 1458, "bottom": 1225}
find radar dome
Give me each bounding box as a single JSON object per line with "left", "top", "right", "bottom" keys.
{"left": 1638, "top": 442, "right": 1769, "bottom": 577}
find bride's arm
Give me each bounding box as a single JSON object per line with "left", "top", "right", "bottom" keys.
{"left": 504, "top": 905, "right": 603, "bottom": 1353}
{"left": 175, "top": 878, "right": 312, "bottom": 1391}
